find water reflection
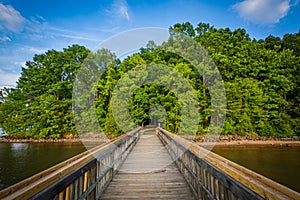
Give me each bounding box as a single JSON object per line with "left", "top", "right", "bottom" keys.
{"left": 212, "top": 146, "right": 300, "bottom": 193}
{"left": 0, "top": 143, "right": 88, "bottom": 190}
{"left": 11, "top": 143, "right": 29, "bottom": 164}
{"left": 11, "top": 143, "right": 28, "bottom": 151}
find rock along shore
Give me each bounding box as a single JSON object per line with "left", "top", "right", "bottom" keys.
{"left": 189, "top": 135, "right": 300, "bottom": 147}
{"left": 0, "top": 137, "right": 109, "bottom": 143}
{"left": 1, "top": 135, "right": 300, "bottom": 146}
{"left": 0, "top": 137, "right": 82, "bottom": 143}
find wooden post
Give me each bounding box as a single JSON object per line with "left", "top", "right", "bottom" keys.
{"left": 65, "top": 186, "right": 70, "bottom": 200}
{"left": 83, "top": 171, "right": 89, "bottom": 193}
{"left": 58, "top": 191, "right": 64, "bottom": 200}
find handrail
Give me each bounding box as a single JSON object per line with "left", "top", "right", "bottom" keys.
{"left": 157, "top": 128, "right": 300, "bottom": 200}
{"left": 0, "top": 128, "right": 140, "bottom": 200}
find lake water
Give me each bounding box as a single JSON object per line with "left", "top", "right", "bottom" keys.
{"left": 0, "top": 142, "right": 88, "bottom": 190}
{"left": 212, "top": 145, "right": 300, "bottom": 193}
{"left": 0, "top": 142, "right": 299, "bottom": 194}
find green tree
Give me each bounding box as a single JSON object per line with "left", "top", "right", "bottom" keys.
{"left": 0, "top": 45, "right": 90, "bottom": 138}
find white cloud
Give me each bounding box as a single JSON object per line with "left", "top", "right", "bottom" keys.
{"left": 0, "top": 3, "right": 25, "bottom": 33}
{"left": 25, "top": 24, "right": 102, "bottom": 43}
{"left": 118, "top": 1, "right": 130, "bottom": 20}
{"left": 29, "top": 15, "right": 46, "bottom": 25}
{"left": 27, "top": 47, "right": 47, "bottom": 54}
{"left": 51, "top": 32, "right": 101, "bottom": 42}
{"left": 14, "top": 61, "right": 26, "bottom": 68}
{"left": 232, "top": 0, "right": 297, "bottom": 24}
{"left": 0, "top": 3, "right": 101, "bottom": 45}
{"left": 0, "top": 35, "right": 11, "bottom": 42}
{"left": 17, "top": 46, "right": 47, "bottom": 55}
{"left": 0, "top": 69, "right": 19, "bottom": 86}
{"left": 107, "top": 0, "right": 131, "bottom": 21}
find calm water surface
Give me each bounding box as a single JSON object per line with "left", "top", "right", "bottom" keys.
{"left": 0, "top": 142, "right": 88, "bottom": 190}
{"left": 212, "top": 146, "right": 300, "bottom": 193}
{"left": 1, "top": 143, "right": 300, "bottom": 194}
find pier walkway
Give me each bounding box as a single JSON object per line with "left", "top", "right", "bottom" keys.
{"left": 100, "top": 131, "right": 194, "bottom": 199}
{"left": 1, "top": 127, "right": 300, "bottom": 200}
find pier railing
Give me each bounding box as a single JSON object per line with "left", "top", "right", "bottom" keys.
{"left": 157, "top": 128, "right": 300, "bottom": 200}
{"left": 0, "top": 128, "right": 140, "bottom": 200}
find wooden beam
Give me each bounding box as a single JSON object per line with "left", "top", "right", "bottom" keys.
{"left": 158, "top": 128, "right": 300, "bottom": 200}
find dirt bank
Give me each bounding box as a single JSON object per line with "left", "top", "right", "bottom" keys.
{"left": 188, "top": 135, "right": 300, "bottom": 147}
{"left": 197, "top": 140, "right": 300, "bottom": 147}
{"left": 0, "top": 137, "right": 82, "bottom": 143}
{"left": 0, "top": 137, "right": 109, "bottom": 143}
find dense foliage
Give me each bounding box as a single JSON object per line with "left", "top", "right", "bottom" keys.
{"left": 0, "top": 45, "right": 91, "bottom": 138}
{"left": 0, "top": 22, "right": 299, "bottom": 138}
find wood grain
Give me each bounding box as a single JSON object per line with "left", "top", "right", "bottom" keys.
{"left": 158, "top": 128, "right": 300, "bottom": 200}
{"left": 100, "top": 130, "right": 194, "bottom": 200}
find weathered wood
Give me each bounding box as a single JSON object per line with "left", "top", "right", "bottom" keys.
{"left": 100, "top": 129, "right": 194, "bottom": 200}
{"left": 158, "top": 128, "right": 300, "bottom": 200}
{"left": 2, "top": 127, "right": 299, "bottom": 200}
{"left": 58, "top": 191, "right": 64, "bottom": 200}
{"left": 83, "top": 172, "right": 88, "bottom": 192}
{"left": 65, "top": 186, "right": 70, "bottom": 200}
{"left": 0, "top": 128, "right": 140, "bottom": 200}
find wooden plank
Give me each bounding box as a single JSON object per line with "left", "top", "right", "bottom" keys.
{"left": 100, "top": 131, "right": 194, "bottom": 200}
{"left": 0, "top": 128, "right": 140, "bottom": 200}
{"left": 158, "top": 128, "right": 300, "bottom": 200}
{"left": 83, "top": 172, "right": 88, "bottom": 192}
{"left": 65, "top": 186, "right": 70, "bottom": 200}
{"left": 58, "top": 191, "right": 64, "bottom": 200}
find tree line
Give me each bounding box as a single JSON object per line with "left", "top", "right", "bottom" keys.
{"left": 0, "top": 22, "right": 299, "bottom": 138}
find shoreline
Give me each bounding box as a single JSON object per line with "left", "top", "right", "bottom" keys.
{"left": 0, "top": 137, "right": 109, "bottom": 143}
{"left": 193, "top": 135, "right": 300, "bottom": 147}
{"left": 1, "top": 135, "right": 300, "bottom": 147}
{"left": 197, "top": 140, "right": 300, "bottom": 147}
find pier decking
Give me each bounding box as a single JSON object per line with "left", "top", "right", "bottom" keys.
{"left": 100, "top": 131, "right": 194, "bottom": 199}
{"left": 1, "top": 127, "right": 300, "bottom": 200}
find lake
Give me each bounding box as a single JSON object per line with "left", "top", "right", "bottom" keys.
{"left": 0, "top": 142, "right": 299, "bottom": 194}
{"left": 0, "top": 142, "right": 88, "bottom": 190}
{"left": 212, "top": 145, "right": 300, "bottom": 193}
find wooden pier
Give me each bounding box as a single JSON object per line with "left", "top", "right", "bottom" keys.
{"left": 100, "top": 130, "right": 194, "bottom": 199}
{"left": 0, "top": 127, "right": 300, "bottom": 200}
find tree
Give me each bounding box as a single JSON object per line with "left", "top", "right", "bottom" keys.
{"left": 0, "top": 45, "right": 90, "bottom": 138}
{"left": 1, "top": 22, "right": 299, "bottom": 138}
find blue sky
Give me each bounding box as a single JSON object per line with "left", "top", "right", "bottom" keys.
{"left": 0, "top": 0, "right": 299, "bottom": 87}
